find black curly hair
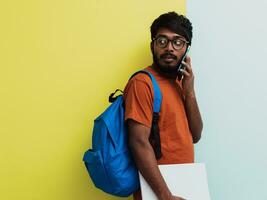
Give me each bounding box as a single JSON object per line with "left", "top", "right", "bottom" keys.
{"left": 150, "top": 12, "right": 193, "bottom": 44}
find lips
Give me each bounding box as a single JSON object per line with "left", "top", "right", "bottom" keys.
{"left": 163, "top": 58, "right": 175, "bottom": 62}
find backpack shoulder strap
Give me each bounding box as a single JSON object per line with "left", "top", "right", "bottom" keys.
{"left": 129, "top": 70, "right": 162, "bottom": 113}
{"left": 130, "top": 70, "right": 162, "bottom": 159}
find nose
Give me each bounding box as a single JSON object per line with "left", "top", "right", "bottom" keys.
{"left": 165, "top": 41, "right": 174, "bottom": 52}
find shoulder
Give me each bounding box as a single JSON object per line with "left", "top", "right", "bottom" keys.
{"left": 130, "top": 72, "right": 153, "bottom": 86}
{"left": 127, "top": 66, "right": 157, "bottom": 87}
{"left": 123, "top": 71, "right": 154, "bottom": 100}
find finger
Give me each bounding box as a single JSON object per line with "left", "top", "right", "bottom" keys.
{"left": 185, "top": 55, "right": 191, "bottom": 65}
{"left": 180, "top": 69, "right": 190, "bottom": 77}
{"left": 184, "top": 56, "right": 192, "bottom": 69}
{"left": 181, "top": 61, "right": 189, "bottom": 69}
{"left": 181, "top": 61, "right": 192, "bottom": 73}
{"left": 182, "top": 61, "right": 193, "bottom": 74}
{"left": 175, "top": 197, "right": 186, "bottom": 200}
{"left": 183, "top": 62, "right": 192, "bottom": 72}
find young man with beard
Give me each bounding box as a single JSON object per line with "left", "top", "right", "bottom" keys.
{"left": 123, "top": 12, "right": 203, "bottom": 200}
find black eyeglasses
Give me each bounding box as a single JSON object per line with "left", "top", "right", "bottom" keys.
{"left": 153, "top": 35, "right": 189, "bottom": 50}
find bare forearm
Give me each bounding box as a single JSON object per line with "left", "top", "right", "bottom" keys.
{"left": 129, "top": 141, "right": 171, "bottom": 200}
{"left": 184, "top": 91, "right": 203, "bottom": 143}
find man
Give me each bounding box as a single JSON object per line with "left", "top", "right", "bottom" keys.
{"left": 123, "top": 12, "right": 203, "bottom": 200}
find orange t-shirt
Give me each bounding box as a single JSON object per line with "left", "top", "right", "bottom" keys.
{"left": 123, "top": 66, "right": 194, "bottom": 200}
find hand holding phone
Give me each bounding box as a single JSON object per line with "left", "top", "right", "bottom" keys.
{"left": 177, "top": 45, "right": 190, "bottom": 81}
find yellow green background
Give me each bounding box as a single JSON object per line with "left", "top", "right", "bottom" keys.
{"left": 0, "top": 1, "right": 185, "bottom": 199}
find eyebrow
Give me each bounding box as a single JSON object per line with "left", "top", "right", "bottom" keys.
{"left": 156, "top": 34, "right": 186, "bottom": 40}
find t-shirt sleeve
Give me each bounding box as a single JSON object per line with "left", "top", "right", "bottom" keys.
{"left": 123, "top": 77, "right": 153, "bottom": 128}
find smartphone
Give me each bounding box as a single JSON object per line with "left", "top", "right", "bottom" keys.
{"left": 177, "top": 45, "right": 191, "bottom": 80}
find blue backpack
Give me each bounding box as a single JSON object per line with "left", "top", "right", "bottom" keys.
{"left": 83, "top": 70, "right": 162, "bottom": 197}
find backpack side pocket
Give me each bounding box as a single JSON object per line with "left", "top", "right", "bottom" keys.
{"left": 83, "top": 149, "right": 112, "bottom": 192}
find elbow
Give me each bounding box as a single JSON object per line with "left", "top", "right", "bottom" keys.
{"left": 192, "top": 124, "right": 203, "bottom": 144}
{"left": 193, "top": 135, "right": 201, "bottom": 144}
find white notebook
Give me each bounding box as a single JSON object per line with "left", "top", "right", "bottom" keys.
{"left": 139, "top": 163, "right": 210, "bottom": 200}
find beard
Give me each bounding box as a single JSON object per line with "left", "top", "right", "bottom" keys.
{"left": 152, "top": 51, "right": 182, "bottom": 75}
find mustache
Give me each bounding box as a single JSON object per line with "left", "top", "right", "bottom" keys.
{"left": 160, "top": 53, "right": 177, "bottom": 60}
